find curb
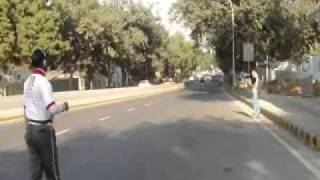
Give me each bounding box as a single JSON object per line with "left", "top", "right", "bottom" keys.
{"left": 0, "top": 84, "right": 184, "bottom": 123}
{"left": 227, "top": 89, "right": 320, "bottom": 151}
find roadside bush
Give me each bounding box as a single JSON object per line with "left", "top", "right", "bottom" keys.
{"left": 265, "top": 80, "right": 301, "bottom": 96}
{"left": 286, "top": 80, "right": 301, "bottom": 96}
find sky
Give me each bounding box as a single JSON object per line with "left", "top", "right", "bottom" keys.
{"left": 134, "top": 0, "right": 190, "bottom": 38}
{"left": 97, "top": 0, "right": 190, "bottom": 38}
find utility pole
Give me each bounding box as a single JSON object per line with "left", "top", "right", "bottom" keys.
{"left": 227, "top": 0, "right": 236, "bottom": 87}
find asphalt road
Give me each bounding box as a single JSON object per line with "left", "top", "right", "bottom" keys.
{"left": 1, "top": 81, "right": 320, "bottom": 180}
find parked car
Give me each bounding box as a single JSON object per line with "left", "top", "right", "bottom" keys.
{"left": 189, "top": 76, "right": 196, "bottom": 81}
{"left": 164, "top": 77, "right": 174, "bottom": 82}
{"left": 239, "top": 72, "right": 251, "bottom": 79}
{"left": 138, "top": 80, "right": 152, "bottom": 87}
{"left": 203, "top": 75, "right": 213, "bottom": 81}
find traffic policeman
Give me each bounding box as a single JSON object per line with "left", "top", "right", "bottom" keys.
{"left": 24, "top": 49, "right": 69, "bottom": 180}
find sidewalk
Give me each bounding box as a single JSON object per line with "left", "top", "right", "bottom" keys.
{"left": 0, "top": 83, "right": 184, "bottom": 121}
{"left": 229, "top": 88, "right": 320, "bottom": 151}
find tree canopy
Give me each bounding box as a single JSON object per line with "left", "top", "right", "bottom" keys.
{"left": 172, "top": 0, "right": 320, "bottom": 72}
{"left": 0, "top": 0, "right": 215, "bottom": 84}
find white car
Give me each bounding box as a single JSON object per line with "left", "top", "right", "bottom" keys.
{"left": 189, "top": 76, "right": 196, "bottom": 81}
{"left": 138, "top": 80, "right": 152, "bottom": 87}
{"left": 203, "top": 75, "right": 213, "bottom": 81}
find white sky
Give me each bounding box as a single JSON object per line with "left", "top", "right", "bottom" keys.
{"left": 98, "top": 0, "right": 190, "bottom": 38}
{"left": 138, "top": 0, "right": 190, "bottom": 37}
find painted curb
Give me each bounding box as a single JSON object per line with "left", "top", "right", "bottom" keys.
{"left": 227, "top": 89, "right": 320, "bottom": 151}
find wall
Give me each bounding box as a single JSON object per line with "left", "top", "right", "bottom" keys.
{"left": 270, "top": 70, "right": 314, "bottom": 96}
{"left": 112, "top": 66, "right": 122, "bottom": 88}
{"left": 275, "top": 71, "right": 312, "bottom": 81}
{"left": 5, "top": 78, "right": 80, "bottom": 96}
{"left": 51, "top": 79, "right": 79, "bottom": 92}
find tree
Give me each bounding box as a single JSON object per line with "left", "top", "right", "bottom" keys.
{"left": 167, "top": 33, "right": 214, "bottom": 79}
{"left": 124, "top": 2, "right": 168, "bottom": 80}
{"left": 4, "top": 0, "right": 69, "bottom": 64}
{"left": 0, "top": 0, "right": 14, "bottom": 65}
{"left": 57, "top": 0, "right": 169, "bottom": 84}
{"left": 172, "top": 0, "right": 320, "bottom": 73}
{"left": 0, "top": 0, "right": 214, "bottom": 86}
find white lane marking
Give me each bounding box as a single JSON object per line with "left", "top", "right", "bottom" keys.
{"left": 226, "top": 92, "right": 320, "bottom": 178}
{"left": 144, "top": 103, "right": 152, "bottom": 107}
{"left": 56, "top": 129, "right": 71, "bottom": 136}
{"left": 98, "top": 116, "right": 111, "bottom": 121}
{"left": 128, "top": 108, "right": 137, "bottom": 112}
{"left": 260, "top": 119, "right": 320, "bottom": 179}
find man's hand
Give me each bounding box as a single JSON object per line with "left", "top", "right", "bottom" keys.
{"left": 63, "top": 102, "right": 69, "bottom": 112}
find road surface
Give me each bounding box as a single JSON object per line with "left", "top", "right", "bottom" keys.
{"left": 0, "top": 81, "right": 320, "bottom": 180}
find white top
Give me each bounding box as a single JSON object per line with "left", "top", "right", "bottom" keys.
{"left": 23, "top": 69, "right": 55, "bottom": 121}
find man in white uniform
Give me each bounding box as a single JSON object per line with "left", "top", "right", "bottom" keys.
{"left": 24, "top": 49, "right": 69, "bottom": 180}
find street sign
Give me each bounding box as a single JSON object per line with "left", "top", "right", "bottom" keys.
{"left": 243, "top": 43, "right": 254, "bottom": 62}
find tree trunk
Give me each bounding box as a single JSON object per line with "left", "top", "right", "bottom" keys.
{"left": 145, "top": 61, "right": 148, "bottom": 80}
{"left": 69, "top": 72, "right": 74, "bottom": 90}
{"left": 164, "top": 58, "right": 169, "bottom": 78}
{"left": 126, "top": 71, "right": 129, "bottom": 86}
{"left": 121, "top": 66, "right": 129, "bottom": 87}
{"left": 107, "top": 59, "right": 112, "bottom": 88}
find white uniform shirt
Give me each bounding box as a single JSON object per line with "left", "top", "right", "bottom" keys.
{"left": 24, "top": 68, "right": 55, "bottom": 121}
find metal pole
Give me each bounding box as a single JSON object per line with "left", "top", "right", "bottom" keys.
{"left": 228, "top": 0, "right": 236, "bottom": 87}
{"left": 232, "top": 10, "right": 236, "bottom": 87}
{"left": 266, "top": 55, "right": 269, "bottom": 82}
{"left": 266, "top": 39, "right": 270, "bottom": 83}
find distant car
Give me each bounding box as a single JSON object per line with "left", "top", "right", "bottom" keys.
{"left": 203, "top": 75, "right": 213, "bottom": 81}
{"left": 164, "top": 77, "right": 174, "bottom": 82}
{"left": 138, "top": 80, "right": 152, "bottom": 87}
{"left": 189, "top": 76, "right": 196, "bottom": 81}
{"left": 199, "top": 77, "right": 205, "bottom": 83}
{"left": 239, "top": 72, "right": 250, "bottom": 79}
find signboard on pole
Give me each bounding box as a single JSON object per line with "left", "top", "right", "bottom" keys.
{"left": 243, "top": 43, "right": 254, "bottom": 62}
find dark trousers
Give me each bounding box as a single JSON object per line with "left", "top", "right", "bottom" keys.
{"left": 25, "top": 125, "right": 60, "bottom": 180}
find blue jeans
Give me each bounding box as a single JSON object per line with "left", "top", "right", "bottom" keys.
{"left": 252, "top": 91, "right": 260, "bottom": 117}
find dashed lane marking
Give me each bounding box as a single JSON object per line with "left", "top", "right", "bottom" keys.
{"left": 56, "top": 129, "right": 71, "bottom": 136}
{"left": 128, "top": 108, "right": 137, "bottom": 112}
{"left": 98, "top": 116, "right": 111, "bottom": 121}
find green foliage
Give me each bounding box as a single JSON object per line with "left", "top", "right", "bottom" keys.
{"left": 172, "top": 0, "right": 320, "bottom": 72}
{"left": 0, "top": 0, "right": 69, "bottom": 64}
{"left": 0, "top": 0, "right": 214, "bottom": 83}
{"left": 167, "top": 33, "right": 215, "bottom": 77}
{"left": 0, "top": 0, "right": 14, "bottom": 65}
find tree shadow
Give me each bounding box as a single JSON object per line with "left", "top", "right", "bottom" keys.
{"left": 0, "top": 117, "right": 315, "bottom": 180}
{"left": 235, "top": 111, "right": 252, "bottom": 118}
{"left": 181, "top": 81, "right": 228, "bottom": 102}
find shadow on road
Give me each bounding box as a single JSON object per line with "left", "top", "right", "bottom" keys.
{"left": 0, "top": 115, "right": 300, "bottom": 180}
{"left": 181, "top": 81, "right": 227, "bottom": 102}
{"left": 235, "top": 111, "right": 252, "bottom": 118}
